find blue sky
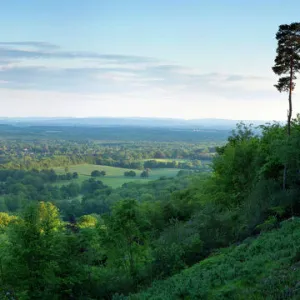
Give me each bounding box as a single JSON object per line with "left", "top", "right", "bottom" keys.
{"left": 0, "top": 0, "right": 300, "bottom": 120}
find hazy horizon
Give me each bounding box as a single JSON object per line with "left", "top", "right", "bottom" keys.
{"left": 1, "top": 0, "right": 300, "bottom": 120}
{"left": 0, "top": 116, "right": 281, "bottom": 122}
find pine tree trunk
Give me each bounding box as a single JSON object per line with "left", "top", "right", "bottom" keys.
{"left": 283, "top": 164, "right": 287, "bottom": 190}
{"left": 283, "top": 56, "right": 293, "bottom": 190}
{"left": 287, "top": 56, "right": 293, "bottom": 136}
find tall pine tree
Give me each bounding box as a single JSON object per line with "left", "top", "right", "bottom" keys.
{"left": 272, "top": 22, "right": 300, "bottom": 189}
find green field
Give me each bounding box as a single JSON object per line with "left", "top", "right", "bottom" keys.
{"left": 142, "top": 158, "right": 189, "bottom": 163}
{"left": 54, "top": 164, "right": 181, "bottom": 188}
{"left": 142, "top": 158, "right": 212, "bottom": 165}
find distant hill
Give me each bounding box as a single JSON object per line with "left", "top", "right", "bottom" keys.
{"left": 0, "top": 117, "right": 275, "bottom": 130}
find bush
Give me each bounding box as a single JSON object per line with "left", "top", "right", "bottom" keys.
{"left": 91, "top": 170, "right": 106, "bottom": 177}
{"left": 124, "top": 170, "right": 136, "bottom": 177}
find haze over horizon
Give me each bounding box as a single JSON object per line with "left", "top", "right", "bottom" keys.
{"left": 1, "top": 0, "right": 300, "bottom": 121}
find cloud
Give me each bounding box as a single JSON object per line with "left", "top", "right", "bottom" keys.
{"left": 0, "top": 41, "right": 277, "bottom": 105}
{"left": 0, "top": 42, "right": 157, "bottom": 64}
{"left": 225, "top": 74, "right": 268, "bottom": 82}
{"left": 0, "top": 42, "right": 60, "bottom": 50}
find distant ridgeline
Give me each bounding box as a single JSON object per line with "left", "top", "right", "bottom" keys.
{"left": 0, "top": 122, "right": 231, "bottom": 142}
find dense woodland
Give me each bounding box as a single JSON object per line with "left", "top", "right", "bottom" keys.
{"left": 0, "top": 129, "right": 217, "bottom": 171}
{"left": 1, "top": 22, "right": 300, "bottom": 299}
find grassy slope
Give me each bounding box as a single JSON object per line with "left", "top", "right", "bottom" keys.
{"left": 54, "top": 164, "right": 180, "bottom": 188}
{"left": 128, "top": 219, "right": 300, "bottom": 300}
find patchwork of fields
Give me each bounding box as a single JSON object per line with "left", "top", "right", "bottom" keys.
{"left": 54, "top": 164, "right": 181, "bottom": 188}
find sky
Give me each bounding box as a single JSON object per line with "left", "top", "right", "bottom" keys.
{"left": 1, "top": 0, "right": 300, "bottom": 120}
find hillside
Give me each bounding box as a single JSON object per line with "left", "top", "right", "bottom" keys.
{"left": 127, "top": 218, "right": 300, "bottom": 300}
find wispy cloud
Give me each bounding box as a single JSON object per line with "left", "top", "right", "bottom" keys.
{"left": 0, "top": 42, "right": 60, "bottom": 50}
{"left": 0, "top": 41, "right": 276, "bottom": 103}
{"left": 0, "top": 42, "right": 157, "bottom": 64}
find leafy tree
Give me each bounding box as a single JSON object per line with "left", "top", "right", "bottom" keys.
{"left": 99, "top": 199, "right": 150, "bottom": 280}
{"left": 212, "top": 124, "right": 260, "bottom": 207}
{"left": 140, "top": 170, "right": 149, "bottom": 178}
{"left": 91, "top": 170, "right": 105, "bottom": 177}
{"left": 152, "top": 219, "right": 202, "bottom": 277}
{"left": 78, "top": 214, "right": 99, "bottom": 228}
{"left": 91, "top": 170, "right": 101, "bottom": 177}
{"left": 124, "top": 170, "right": 137, "bottom": 177}
{"left": 2, "top": 202, "right": 62, "bottom": 299}
{"left": 0, "top": 212, "right": 17, "bottom": 233}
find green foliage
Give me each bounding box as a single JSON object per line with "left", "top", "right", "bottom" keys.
{"left": 0, "top": 202, "right": 62, "bottom": 299}
{"left": 0, "top": 212, "right": 18, "bottom": 233}
{"left": 91, "top": 169, "right": 106, "bottom": 177}
{"left": 99, "top": 199, "right": 151, "bottom": 279}
{"left": 77, "top": 214, "right": 99, "bottom": 228}
{"left": 152, "top": 219, "right": 203, "bottom": 277}
{"left": 272, "top": 22, "right": 300, "bottom": 88}
{"left": 124, "top": 170, "right": 137, "bottom": 177}
{"left": 130, "top": 218, "right": 300, "bottom": 300}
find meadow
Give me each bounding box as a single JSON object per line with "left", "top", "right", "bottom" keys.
{"left": 54, "top": 164, "right": 181, "bottom": 188}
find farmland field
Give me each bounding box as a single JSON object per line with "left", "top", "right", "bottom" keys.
{"left": 54, "top": 164, "right": 181, "bottom": 188}
{"left": 141, "top": 158, "right": 189, "bottom": 163}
